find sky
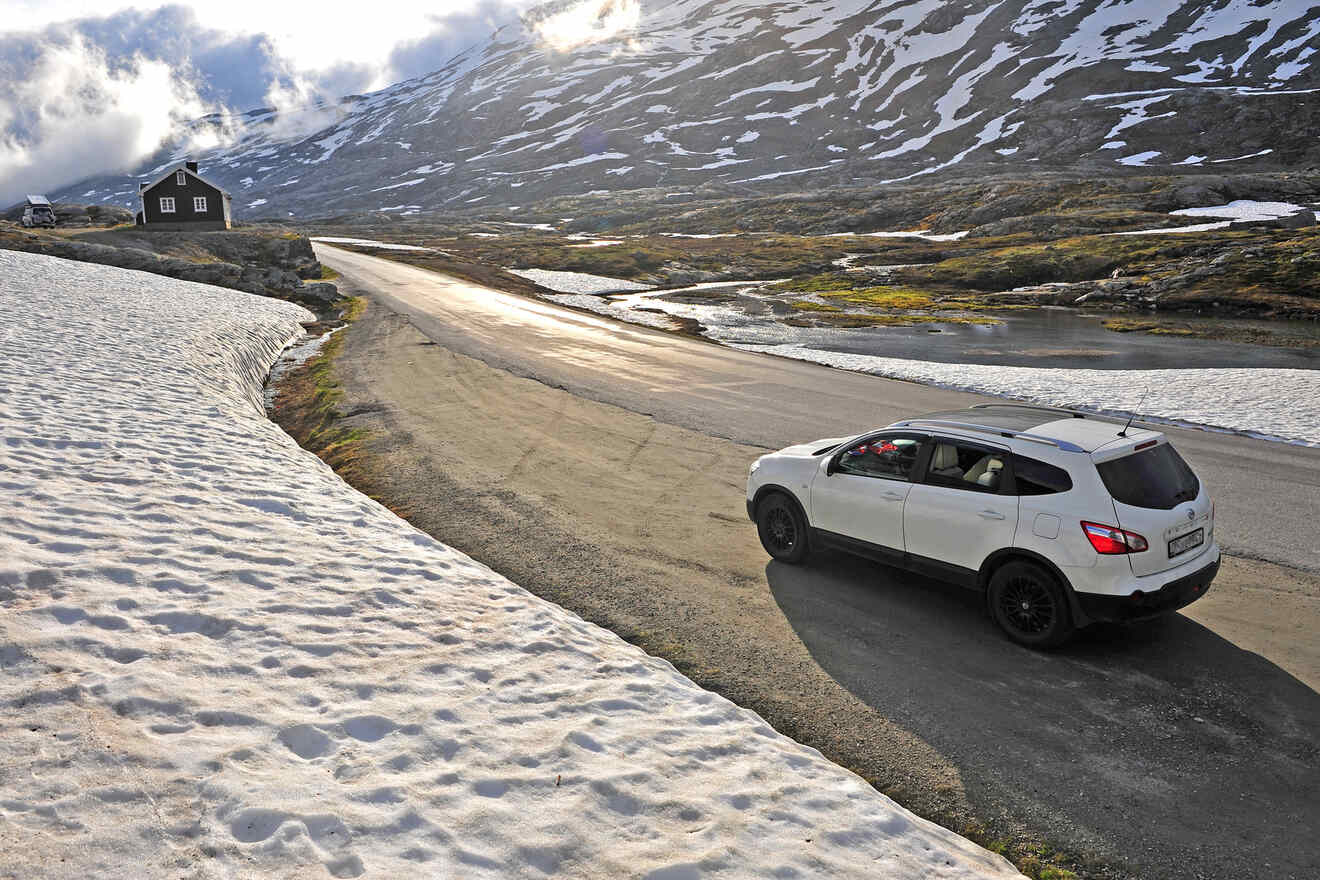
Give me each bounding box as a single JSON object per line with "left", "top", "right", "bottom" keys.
{"left": 0, "top": 0, "right": 543, "bottom": 204}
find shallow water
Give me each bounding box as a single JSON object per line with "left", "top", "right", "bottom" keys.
{"left": 610, "top": 285, "right": 1320, "bottom": 371}
{"left": 813, "top": 309, "right": 1320, "bottom": 370}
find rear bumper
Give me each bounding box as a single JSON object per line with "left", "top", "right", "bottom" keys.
{"left": 1075, "top": 555, "right": 1220, "bottom": 624}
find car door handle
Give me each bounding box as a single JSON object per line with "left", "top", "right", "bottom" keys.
{"left": 881, "top": 490, "right": 905, "bottom": 501}
{"left": 978, "top": 509, "right": 1006, "bottom": 520}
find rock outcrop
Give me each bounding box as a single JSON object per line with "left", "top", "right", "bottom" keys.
{"left": 0, "top": 225, "right": 339, "bottom": 308}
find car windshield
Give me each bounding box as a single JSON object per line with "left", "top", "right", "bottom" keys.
{"left": 1095, "top": 443, "right": 1199, "bottom": 510}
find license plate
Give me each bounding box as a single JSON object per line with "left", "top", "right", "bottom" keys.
{"left": 1168, "top": 528, "right": 1204, "bottom": 559}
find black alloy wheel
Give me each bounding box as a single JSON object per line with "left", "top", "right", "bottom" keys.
{"left": 756, "top": 494, "right": 809, "bottom": 564}
{"left": 988, "top": 560, "right": 1074, "bottom": 648}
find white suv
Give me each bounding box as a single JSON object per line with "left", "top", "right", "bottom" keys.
{"left": 746, "top": 404, "right": 1220, "bottom": 647}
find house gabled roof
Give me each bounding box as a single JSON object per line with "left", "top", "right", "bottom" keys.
{"left": 138, "top": 164, "right": 232, "bottom": 200}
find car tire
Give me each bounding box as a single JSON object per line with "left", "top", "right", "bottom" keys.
{"left": 756, "top": 493, "right": 810, "bottom": 564}
{"left": 988, "top": 560, "right": 1075, "bottom": 648}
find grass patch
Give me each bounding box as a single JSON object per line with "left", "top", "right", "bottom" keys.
{"left": 319, "top": 264, "right": 341, "bottom": 281}
{"left": 788, "top": 299, "right": 841, "bottom": 312}
{"left": 819, "top": 286, "right": 936, "bottom": 309}
{"left": 1103, "top": 318, "right": 1196, "bottom": 336}
{"left": 271, "top": 297, "right": 372, "bottom": 489}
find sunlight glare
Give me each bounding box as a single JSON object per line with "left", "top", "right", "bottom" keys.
{"left": 533, "top": 0, "right": 642, "bottom": 51}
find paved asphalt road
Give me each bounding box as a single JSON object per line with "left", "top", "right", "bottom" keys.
{"left": 315, "top": 244, "right": 1320, "bottom": 574}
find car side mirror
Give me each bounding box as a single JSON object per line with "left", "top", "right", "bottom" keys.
{"left": 825, "top": 456, "right": 839, "bottom": 476}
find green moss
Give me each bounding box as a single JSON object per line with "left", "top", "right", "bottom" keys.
{"left": 1103, "top": 318, "right": 1156, "bottom": 332}
{"left": 818, "top": 286, "right": 936, "bottom": 309}
{"left": 1038, "top": 868, "right": 1079, "bottom": 880}
{"left": 1104, "top": 318, "right": 1197, "bottom": 337}
{"left": 272, "top": 297, "right": 372, "bottom": 486}
{"left": 788, "top": 299, "right": 842, "bottom": 312}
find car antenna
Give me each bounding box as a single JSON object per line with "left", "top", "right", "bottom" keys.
{"left": 1118, "top": 387, "right": 1150, "bottom": 438}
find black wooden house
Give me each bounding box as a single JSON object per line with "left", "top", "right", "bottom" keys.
{"left": 138, "top": 161, "right": 232, "bottom": 230}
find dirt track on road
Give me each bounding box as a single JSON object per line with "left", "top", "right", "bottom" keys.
{"left": 276, "top": 268, "right": 1320, "bottom": 880}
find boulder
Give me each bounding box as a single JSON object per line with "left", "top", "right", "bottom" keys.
{"left": 300, "top": 282, "right": 340, "bottom": 303}
{"left": 1228, "top": 210, "right": 1316, "bottom": 230}
{"left": 1278, "top": 209, "right": 1316, "bottom": 229}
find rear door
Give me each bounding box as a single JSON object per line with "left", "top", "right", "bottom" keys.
{"left": 810, "top": 432, "right": 926, "bottom": 555}
{"left": 1093, "top": 440, "right": 1213, "bottom": 576}
{"left": 904, "top": 434, "right": 1018, "bottom": 576}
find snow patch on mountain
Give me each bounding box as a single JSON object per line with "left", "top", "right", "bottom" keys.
{"left": 48, "top": 0, "right": 1320, "bottom": 213}
{"left": 1170, "top": 199, "right": 1308, "bottom": 221}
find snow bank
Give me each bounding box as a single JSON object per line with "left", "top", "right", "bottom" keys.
{"left": 508, "top": 267, "right": 652, "bottom": 294}
{"left": 1109, "top": 221, "right": 1231, "bottom": 236}
{"left": 1169, "top": 199, "right": 1307, "bottom": 221}
{"left": 0, "top": 249, "right": 1020, "bottom": 878}
{"left": 736, "top": 343, "right": 1320, "bottom": 447}
{"left": 310, "top": 236, "right": 433, "bottom": 251}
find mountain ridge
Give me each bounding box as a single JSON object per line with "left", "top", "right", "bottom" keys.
{"left": 53, "top": 0, "right": 1320, "bottom": 217}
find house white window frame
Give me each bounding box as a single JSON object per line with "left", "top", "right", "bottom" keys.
{"left": 159, "top": 197, "right": 176, "bottom": 214}
{"left": 176, "top": 170, "right": 187, "bottom": 186}
{"left": 193, "top": 196, "right": 208, "bottom": 213}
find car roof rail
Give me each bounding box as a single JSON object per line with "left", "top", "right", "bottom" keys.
{"left": 970, "top": 402, "right": 1087, "bottom": 419}
{"left": 891, "top": 419, "right": 1088, "bottom": 453}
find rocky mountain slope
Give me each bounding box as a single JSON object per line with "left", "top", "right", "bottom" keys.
{"left": 54, "top": 0, "right": 1320, "bottom": 217}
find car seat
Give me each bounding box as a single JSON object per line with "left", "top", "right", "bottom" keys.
{"left": 930, "top": 444, "right": 963, "bottom": 478}
{"left": 964, "top": 455, "right": 1004, "bottom": 489}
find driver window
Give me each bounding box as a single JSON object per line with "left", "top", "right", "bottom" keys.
{"left": 835, "top": 435, "right": 922, "bottom": 480}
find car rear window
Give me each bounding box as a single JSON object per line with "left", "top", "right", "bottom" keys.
{"left": 1013, "top": 456, "right": 1072, "bottom": 495}
{"left": 1095, "top": 443, "right": 1199, "bottom": 510}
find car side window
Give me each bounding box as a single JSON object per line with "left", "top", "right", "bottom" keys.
{"left": 923, "top": 438, "right": 1007, "bottom": 493}
{"left": 834, "top": 434, "right": 922, "bottom": 480}
{"left": 1013, "top": 455, "right": 1072, "bottom": 496}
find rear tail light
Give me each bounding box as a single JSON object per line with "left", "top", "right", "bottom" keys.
{"left": 1081, "top": 521, "right": 1149, "bottom": 554}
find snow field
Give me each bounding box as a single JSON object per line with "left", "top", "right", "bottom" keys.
{"left": 0, "top": 249, "right": 1022, "bottom": 879}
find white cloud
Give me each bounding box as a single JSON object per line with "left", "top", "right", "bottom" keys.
{"left": 0, "top": 1, "right": 649, "bottom": 202}
{"left": 0, "top": 36, "right": 216, "bottom": 204}
{"left": 4, "top": 2, "right": 534, "bottom": 87}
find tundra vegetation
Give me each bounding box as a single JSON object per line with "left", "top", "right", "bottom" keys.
{"left": 301, "top": 172, "right": 1320, "bottom": 347}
